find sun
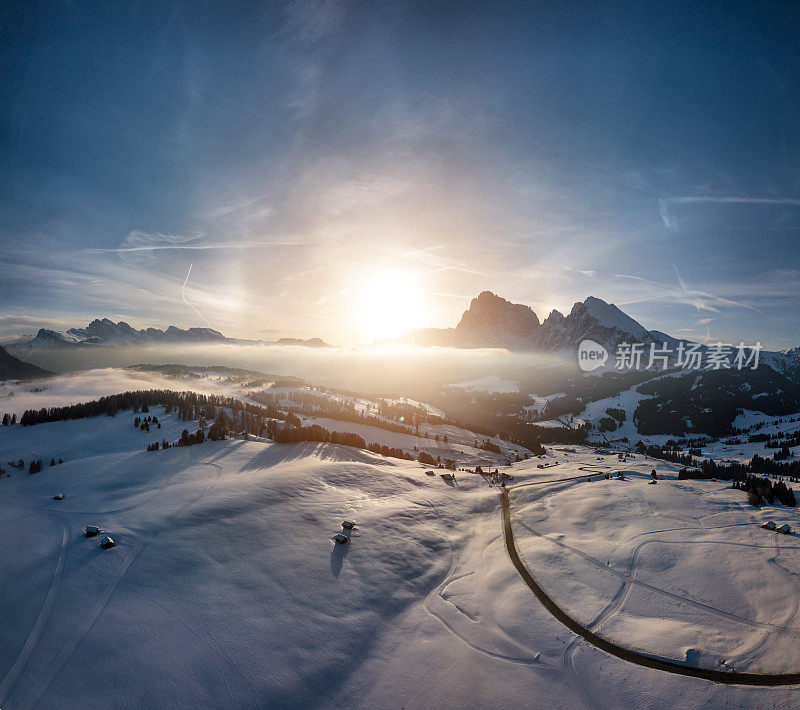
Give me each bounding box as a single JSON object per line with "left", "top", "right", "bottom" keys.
{"left": 353, "top": 269, "right": 424, "bottom": 341}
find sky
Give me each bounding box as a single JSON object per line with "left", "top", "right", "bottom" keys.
{"left": 2, "top": 1, "right": 800, "bottom": 348}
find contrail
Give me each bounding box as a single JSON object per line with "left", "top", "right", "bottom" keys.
{"left": 203, "top": 89, "right": 347, "bottom": 162}
{"left": 86, "top": 240, "right": 304, "bottom": 254}
{"left": 181, "top": 262, "right": 213, "bottom": 327}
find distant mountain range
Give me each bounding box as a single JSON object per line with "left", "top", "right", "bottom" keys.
{"left": 6, "top": 298, "right": 800, "bottom": 379}
{"left": 0, "top": 346, "right": 53, "bottom": 380}
{"left": 8, "top": 318, "right": 330, "bottom": 352}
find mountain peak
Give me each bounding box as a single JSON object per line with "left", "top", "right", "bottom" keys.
{"left": 453, "top": 291, "right": 540, "bottom": 349}
{"left": 576, "top": 297, "right": 650, "bottom": 340}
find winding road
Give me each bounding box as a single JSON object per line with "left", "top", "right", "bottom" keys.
{"left": 501, "top": 478, "right": 800, "bottom": 686}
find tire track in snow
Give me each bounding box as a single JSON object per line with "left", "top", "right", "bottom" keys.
{"left": 22, "top": 461, "right": 222, "bottom": 709}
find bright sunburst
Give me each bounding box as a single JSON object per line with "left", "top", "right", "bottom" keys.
{"left": 353, "top": 269, "right": 424, "bottom": 341}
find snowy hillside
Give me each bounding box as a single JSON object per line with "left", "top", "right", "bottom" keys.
{"left": 2, "top": 390, "right": 800, "bottom": 707}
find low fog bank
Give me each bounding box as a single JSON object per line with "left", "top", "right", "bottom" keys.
{"left": 0, "top": 367, "right": 256, "bottom": 418}
{"left": 13, "top": 343, "right": 574, "bottom": 393}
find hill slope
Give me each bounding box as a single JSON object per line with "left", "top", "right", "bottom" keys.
{"left": 0, "top": 346, "right": 52, "bottom": 380}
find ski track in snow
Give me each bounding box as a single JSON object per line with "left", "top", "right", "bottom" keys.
{"left": 0, "top": 453, "right": 200, "bottom": 706}
{"left": 20, "top": 461, "right": 222, "bottom": 709}
{"left": 515, "top": 510, "right": 800, "bottom": 640}
{"left": 0, "top": 457, "right": 186, "bottom": 517}
{"left": 123, "top": 582, "right": 266, "bottom": 706}
{"left": 0, "top": 519, "right": 68, "bottom": 707}
{"left": 420, "top": 497, "right": 542, "bottom": 666}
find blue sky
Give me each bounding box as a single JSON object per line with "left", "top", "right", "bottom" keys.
{"left": 1, "top": 1, "right": 799, "bottom": 347}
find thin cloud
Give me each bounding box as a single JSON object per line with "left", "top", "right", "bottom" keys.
{"left": 563, "top": 266, "right": 597, "bottom": 278}
{"left": 659, "top": 195, "right": 800, "bottom": 229}
{"left": 88, "top": 242, "right": 300, "bottom": 253}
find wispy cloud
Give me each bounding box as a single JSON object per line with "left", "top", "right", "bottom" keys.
{"left": 563, "top": 266, "right": 597, "bottom": 278}
{"left": 87, "top": 230, "right": 304, "bottom": 254}
{"left": 659, "top": 195, "right": 800, "bottom": 229}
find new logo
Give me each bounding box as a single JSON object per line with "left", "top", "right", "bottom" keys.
{"left": 578, "top": 339, "right": 608, "bottom": 371}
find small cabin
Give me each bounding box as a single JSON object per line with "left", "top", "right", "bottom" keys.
{"left": 85, "top": 525, "right": 101, "bottom": 536}
{"left": 440, "top": 473, "right": 455, "bottom": 481}
{"left": 762, "top": 520, "right": 777, "bottom": 530}
{"left": 53, "top": 493, "right": 64, "bottom": 501}
{"left": 333, "top": 533, "right": 349, "bottom": 545}
{"left": 779, "top": 524, "right": 793, "bottom": 535}
{"left": 342, "top": 520, "right": 356, "bottom": 530}
{"left": 100, "top": 536, "right": 115, "bottom": 549}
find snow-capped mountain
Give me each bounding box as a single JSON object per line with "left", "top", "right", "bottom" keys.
{"left": 9, "top": 318, "right": 330, "bottom": 352}
{"left": 533, "top": 296, "right": 656, "bottom": 352}
{"left": 12, "top": 319, "right": 230, "bottom": 350}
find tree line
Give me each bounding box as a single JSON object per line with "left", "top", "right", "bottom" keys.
{"left": 17, "top": 389, "right": 284, "bottom": 428}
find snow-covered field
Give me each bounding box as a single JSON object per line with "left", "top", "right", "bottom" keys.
{"left": 512, "top": 460, "right": 800, "bottom": 677}
{"left": 2, "top": 400, "right": 799, "bottom": 707}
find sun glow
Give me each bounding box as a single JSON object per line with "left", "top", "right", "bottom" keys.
{"left": 353, "top": 269, "right": 425, "bottom": 341}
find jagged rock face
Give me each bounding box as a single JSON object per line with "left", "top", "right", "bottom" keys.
{"left": 67, "top": 318, "right": 144, "bottom": 344}
{"left": 452, "top": 291, "right": 540, "bottom": 349}
{"left": 35, "top": 329, "right": 72, "bottom": 343}
{"left": 534, "top": 297, "right": 654, "bottom": 352}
